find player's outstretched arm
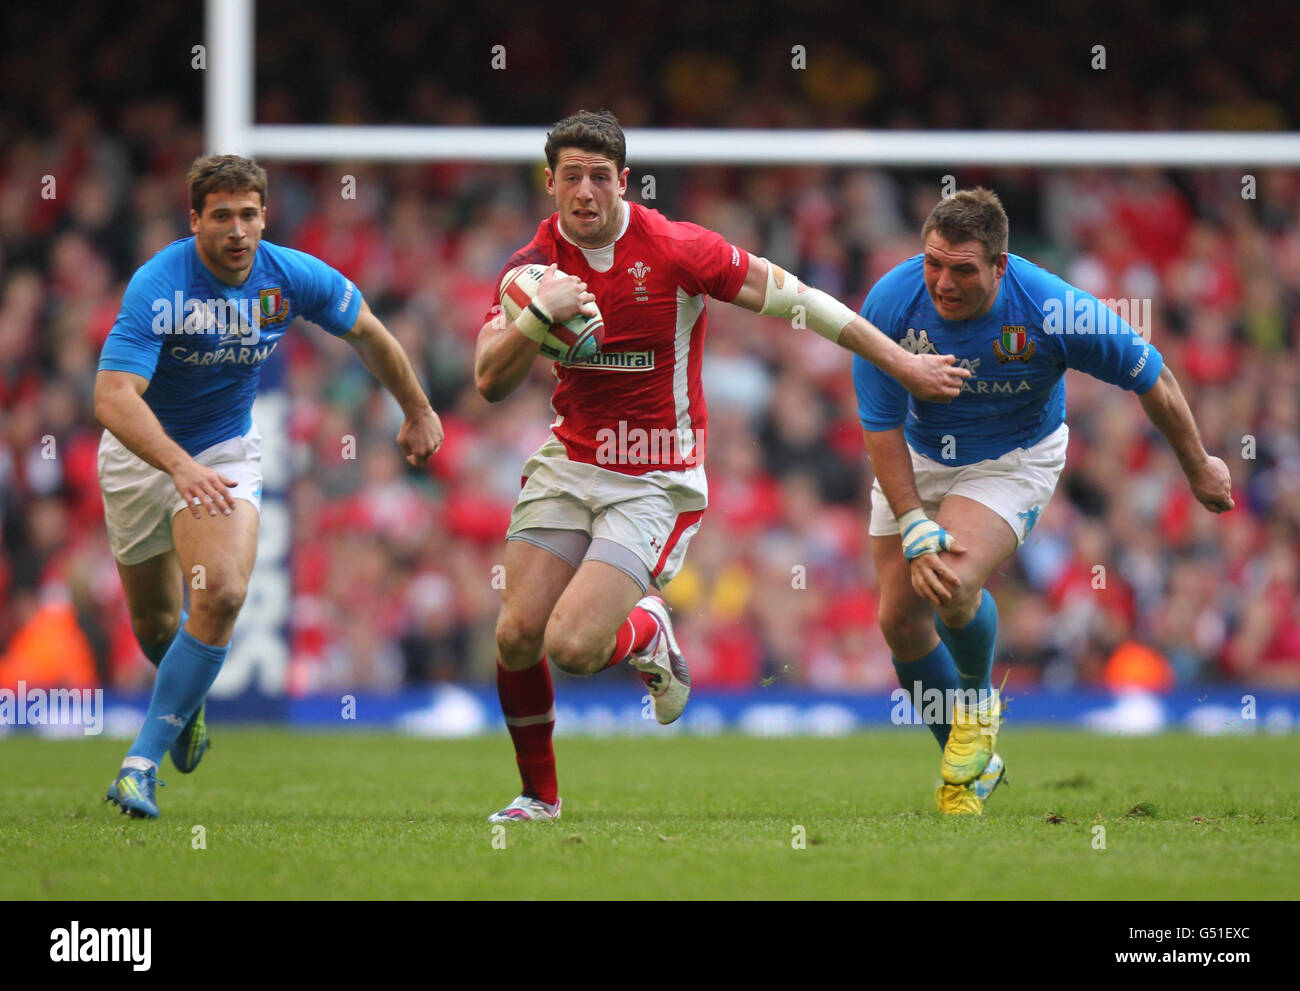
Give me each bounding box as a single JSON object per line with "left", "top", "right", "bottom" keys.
{"left": 475, "top": 264, "right": 595, "bottom": 402}
{"left": 93, "top": 370, "right": 236, "bottom": 518}
{"left": 343, "top": 300, "right": 443, "bottom": 466}
{"left": 1138, "top": 365, "right": 1234, "bottom": 513}
{"left": 863, "top": 426, "right": 966, "bottom": 605}
{"left": 730, "top": 255, "right": 969, "bottom": 402}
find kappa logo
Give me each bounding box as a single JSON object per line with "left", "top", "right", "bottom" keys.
{"left": 173, "top": 296, "right": 261, "bottom": 345}
{"left": 160, "top": 714, "right": 185, "bottom": 728}
{"left": 628, "top": 261, "right": 652, "bottom": 300}
{"left": 899, "top": 328, "right": 939, "bottom": 355}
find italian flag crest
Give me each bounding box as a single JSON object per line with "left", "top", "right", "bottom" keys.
{"left": 259, "top": 287, "right": 287, "bottom": 325}
{"left": 994, "top": 325, "right": 1035, "bottom": 362}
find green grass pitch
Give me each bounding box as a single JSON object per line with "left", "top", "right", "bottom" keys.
{"left": 2, "top": 730, "right": 1297, "bottom": 899}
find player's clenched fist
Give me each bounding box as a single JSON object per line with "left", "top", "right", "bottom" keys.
{"left": 399, "top": 406, "right": 444, "bottom": 466}
{"left": 899, "top": 352, "right": 971, "bottom": 403}
{"left": 1187, "top": 455, "right": 1234, "bottom": 513}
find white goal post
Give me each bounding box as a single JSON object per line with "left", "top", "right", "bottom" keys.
{"left": 207, "top": 0, "right": 1300, "bottom": 167}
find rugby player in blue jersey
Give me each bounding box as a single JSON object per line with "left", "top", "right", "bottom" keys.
{"left": 97, "top": 155, "right": 443, "bottom": 818}
{"left": 856, "top": 188, "right": 1233, "bottom": 814}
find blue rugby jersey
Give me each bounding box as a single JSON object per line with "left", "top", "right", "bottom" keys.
{"left": 854, "top": 253, "right": 1162, "bottom": 465}
{"left": 99, "top": 238, "right": 362, "bottom": 454}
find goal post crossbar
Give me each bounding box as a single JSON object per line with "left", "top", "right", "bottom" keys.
{"left": 206, "top": 1, "right": 1300, "bottom": 168}
{"left": 238, "top": 124, "right": 1300, "bottom": 167}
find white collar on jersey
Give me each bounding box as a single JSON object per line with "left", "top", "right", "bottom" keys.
{"left": 555, "top": 200, "right": 630, "bottom": 273}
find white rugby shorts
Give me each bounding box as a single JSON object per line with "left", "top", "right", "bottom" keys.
{"left": 98, "top": 423, "right": 263, "bottom": 565}
{"left": 507, "top": 434, "right": 707, "bottom": 588}
{"left": 869, "top": 423, "right": 1068, "bottom": 547}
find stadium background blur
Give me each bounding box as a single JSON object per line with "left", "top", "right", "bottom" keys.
{"left": 2, "top": 0, "right": 1298, "bottom": 703}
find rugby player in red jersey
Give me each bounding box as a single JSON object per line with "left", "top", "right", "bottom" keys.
{"left": 475, "top": 110, "right": 969, "bottom": 821}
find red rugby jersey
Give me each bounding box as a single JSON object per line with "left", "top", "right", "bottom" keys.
{"left": 485, "top": 202, "right": 749, "bottom": 475}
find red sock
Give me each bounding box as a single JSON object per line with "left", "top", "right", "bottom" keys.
{"left": 600, "top": 605, "right": 661, "bottom": 670}
{"left": 497, "top": 658, "right": 558, "bottom": 805}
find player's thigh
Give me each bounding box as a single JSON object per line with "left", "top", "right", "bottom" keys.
{"left": 497, "top": 533, "right": 581, "bottom": 659}
{"left": 544, "top": 560, "right": 645, "bottom": 664}
{"left": 934, "top": 494, "right": 1019, "bottom": 591}
{"left": 870, "top": 534, "right": 938, "bottom": 654}
{"left": 171, "top": 499, "right": 260, "bottom": 615}
{"left": 115, "top": 550, "right": 184, "bottom": 641}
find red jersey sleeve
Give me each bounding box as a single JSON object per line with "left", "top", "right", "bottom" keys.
{"left": 668, "top": 222, "right": 750, "bottom": 301}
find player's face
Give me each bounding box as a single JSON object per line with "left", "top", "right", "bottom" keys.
{"left": 191, "top": 190, "right": 266, "bottom": 285}
{"left": 545, "top": 148, "right": 629, "bottom": 248}
{"left": 923, "top": 232, "right": 1007, "bottom": 321}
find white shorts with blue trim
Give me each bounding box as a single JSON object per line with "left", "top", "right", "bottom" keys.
{"left": 869, "top": 423, "right": 1067, "bottom": 547}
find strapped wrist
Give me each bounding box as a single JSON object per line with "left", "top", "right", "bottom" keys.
{"left": 514, "top": 305, "right": 549, "bottom": 343}
{"left": 898, "top": 508, "right": 928, "bottom": 533}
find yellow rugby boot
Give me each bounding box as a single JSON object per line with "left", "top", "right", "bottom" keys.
{"left": 941, "top": 688, "right": 1000, "bottom": 784}
{"left": 935, "top": 753, "right": 1006, "bottom": 816}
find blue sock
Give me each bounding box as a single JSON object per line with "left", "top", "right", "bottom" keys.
{"left": 934, "top": 589, "right": 998, "bottom": 695}
{"left": 892, "top": 642, "right": 959, "bottom": 748}
{"left": 135, "top": 609, "right": 189, "bottom": 667}
{"left": 127, "top": 628, "right": 227, "bottom": 766}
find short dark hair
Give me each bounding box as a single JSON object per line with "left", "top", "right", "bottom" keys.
{"left": 544, "top": 109, "right": 626, "bottom": 173}
{"left": 187, "top": 154, "right": 268, "bottom": 214}
{"left": 922, "top": 187, "right": 1008, "bottom": 261}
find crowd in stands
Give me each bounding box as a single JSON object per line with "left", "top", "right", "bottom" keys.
{"left": 2, "top": 1, "right": 1298, "bottom": 693}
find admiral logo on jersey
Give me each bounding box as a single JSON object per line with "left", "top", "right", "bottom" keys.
{"left": 566, "top": 349, "right": 655, "bottom": 372}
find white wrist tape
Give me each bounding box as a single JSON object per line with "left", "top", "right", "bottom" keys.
{"left": 514, "top": 301, "right": 551, "bottom": 343}
{"left": 898, "top": 508, "right": 956, "bottom": 561}
{"left": 758, "top": 260, "right": 856, "bottom": 342}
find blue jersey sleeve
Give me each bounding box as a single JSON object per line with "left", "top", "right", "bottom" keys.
{"left": 1025, "top": 264, "right": 1164, "bottom": 393}
{"left": 98, "top": 260, "right": 173, "bottom": 381}
{"left": 280, "top": 246, "right": 363, "bottom": 336}
{"left": 854, "top": 264, "right": 915, "bottom": 432}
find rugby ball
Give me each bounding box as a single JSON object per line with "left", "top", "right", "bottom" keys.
{"left": 499, "top": 264, "right": 605, "bottom": 363}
